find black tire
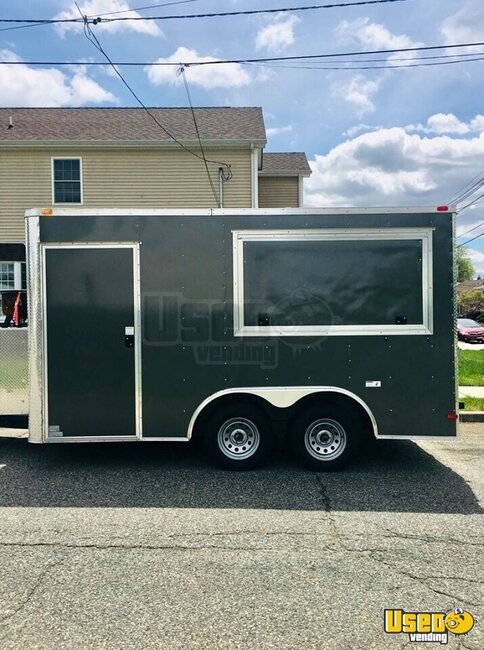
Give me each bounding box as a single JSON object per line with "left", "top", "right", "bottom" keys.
{"left": 204, "top": 402, "right": 273, "bottom": 470}
{"left": 291, "top": 403, "right": 361, "bottom": 471}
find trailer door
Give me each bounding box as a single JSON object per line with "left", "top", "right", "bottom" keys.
{"left": 43, "top": 245, "right": 141, "bottom": 439}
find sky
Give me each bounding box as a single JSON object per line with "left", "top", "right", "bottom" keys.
{"left": 1, "top": 0, "right": 483, "bottom": 275}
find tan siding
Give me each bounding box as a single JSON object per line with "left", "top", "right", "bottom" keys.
{"left": 258, "top": 176, "right": 299, "bottom": 208}
{"left": 0, "top": 147, "right": 252, "bottom": 242}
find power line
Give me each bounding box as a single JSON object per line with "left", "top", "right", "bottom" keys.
{"left": 459, "top": 192, "right": 484, "bottom": 212}
{"left": 178, "top": 66, "right": 220, "bottom": 206}
{"left": 1, "top": 41, "right": 483, "bottom": 68}
{"left": 0, "top": 1, "right": 419, "bottom": 26}
{"left": 246, "top": 55, "right": 484, "bottom": 70}
{"left": 89, "top": 0, "right": 205, "bottom": 19}
{"left": 450, "top": 174, "right": 484, "bottom": 206}
{"left": 77, "top": 6, "right": 231, "bottom": 204}
{"left": 457, "top": 222, "right": 484, "bottom": 239}
{"left": 457, "top": 231, "right": 484, "bottom": 248}
{"left": 0, "top": 0, "right": 204, "bottom": 31}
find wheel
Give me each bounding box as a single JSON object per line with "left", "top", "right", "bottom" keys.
{"left": 291, "top": 403, "right": 361, "bottom": 471}
{"left": 204, "top": 403, "right": 273, "bottom": 470}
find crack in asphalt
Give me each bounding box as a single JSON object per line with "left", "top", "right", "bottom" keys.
{"left": 351, "top": 551, "right": 482, "bottom": 608}
{"left": 0, "top": 555, "right": 65, "bottom": 624}
{"left": 372, "top": 524, "right": 484, "bottom": 548}
{"left": 313, "top": 473, "right": 342, "bottom": 550}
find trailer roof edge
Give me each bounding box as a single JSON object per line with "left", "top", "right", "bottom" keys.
{"left": 24, "top": 206, "right": 457, "bottom": 218}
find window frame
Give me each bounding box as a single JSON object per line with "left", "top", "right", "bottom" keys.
{"left": 51, "top": 157, "right": 83, "bottom": 205}
{"left": 232, "top": 228, "right": 434, "bottom": 337}
{"left": 0, "top": 261, "right": 25, "bottom": 291}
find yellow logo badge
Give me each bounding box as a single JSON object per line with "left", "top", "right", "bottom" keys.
{"left": 384, "top": 607, "right": 475, "bottom": 644}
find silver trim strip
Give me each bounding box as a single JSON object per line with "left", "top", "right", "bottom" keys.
{"left": 233, "top": 228, "right": 434, "bottom": 337}
{"left": 40, "top": 243, "right": 142, "bottom": 441}
{"left": 186, "top": 386, "right": 379, "bottom": 440}
{"left": 377, "top": 435, "right": 458, "bottom": 440}
{"left": 25, "top": 207, "right": 456, "bottom": 218}
{"left": 26, "top": 215, "right": 43, "bottom": 443}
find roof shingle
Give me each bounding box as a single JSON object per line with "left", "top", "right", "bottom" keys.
{"left": 260, "top": 152, "right": 311, "bottom": 176}
{"left": 0, "top": 107, "right": 266, "bottom": 144}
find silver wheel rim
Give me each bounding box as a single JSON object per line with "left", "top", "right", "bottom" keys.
{"left": 304, "top": 418, "right": 347, "bottom": 461}
{"left": 217, "top": 417, "right": 261, "bottom": 460}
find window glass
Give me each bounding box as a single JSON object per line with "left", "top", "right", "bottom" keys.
{"left": 53, "top": 159, "right": 81, "bottom": 203}
{"left": 243, "top": 239, "right": 424, "bottom": 327}
{"left": 0, "top": 263, "right": 15, "bottom": 291}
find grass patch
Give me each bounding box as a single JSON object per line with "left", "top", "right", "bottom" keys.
{"left": 461, "top": 396, "right": 484, "bottom": 411}
{"left": 459, "top": 349, "right": 484, "bottom": 386}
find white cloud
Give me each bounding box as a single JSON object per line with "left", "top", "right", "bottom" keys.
{"left": 267, "top": 125, "right": 293, "bottom": 137}
{"left": 471, "top": 115, "right": 484, "bottom": 132}
{"left": 441, "top": 2, "right": 484, "bottom": 48}
{"left": 256, "top": 15, "right": 300, "bottom": 53}
{"left": 426, "top": 113, "right": 470, "bottom": 135}
{"left": 467, "top": 248, "right": 484, "bottom": 277}
{"left": 145, "top": 47, "right": 250, "bottom": 89}
{"left": 332, "top": 75, "right": 383, "bottom": 116}
{"left": 54, "top": 0, "right": 162, "bottom": 37}
{"left": 330, "top": 19, "right": 423, "bottom": 115}
{"left": 405, "top": 113, "right": 484, "bottom": 136}
{"left": 0, "top": 50, "right": 116, "bottom": 106}
{"left": 335, "top": 17, "right": 423, "bottom": 54}
{"left": 305, "top": 124, "right": 484, "bottom": 209}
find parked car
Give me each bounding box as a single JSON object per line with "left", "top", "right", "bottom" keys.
{"left": 457, "top": 318, "right": 484, "bottom": 343}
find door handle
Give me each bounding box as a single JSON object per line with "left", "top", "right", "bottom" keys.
{"left": 125, "top": 326, "right": 135, "bottom": 348}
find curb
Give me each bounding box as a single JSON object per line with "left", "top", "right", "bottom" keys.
{"left": 460, "top": 412, "right": 484, "bottom": 423}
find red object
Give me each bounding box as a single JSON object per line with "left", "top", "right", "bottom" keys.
{"left": 437, "top": 205, "right": 449, "bottom": 212}
{"left": 12, "top": 291, "right": 21, "bottom": 327}
{"left": 457, "top": 318, "right": 484, "bottom": 343}
{"left": 447, "top": 413, "right": 458, "bottom": 421}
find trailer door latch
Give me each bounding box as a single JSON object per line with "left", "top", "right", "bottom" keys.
{"left": 125, "top": 325, "right": 135, "bottom": 348}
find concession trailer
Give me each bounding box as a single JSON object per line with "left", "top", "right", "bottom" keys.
{"left": 1, "top": 206, "right": 458, "bottom": 469}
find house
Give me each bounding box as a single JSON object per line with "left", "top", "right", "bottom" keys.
{"left": 0, "top": 106, "right": 311, "bottom": 294}
{"left": 457, "top": 279, "right": 484, "bottom": 294}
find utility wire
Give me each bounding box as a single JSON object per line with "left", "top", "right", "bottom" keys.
{"left": 457, "top": 231, "right": 484, "bottom": 248}
{"left": 0, "top": 0, "right": 203, "bottom": 32}
{"left": 1, "top": 41, "right": 483, "bottom": 68}
{"left": 77, "top": 6, "right": 231, "bottom": 197}
{"left": 459, "top": 192, "right": 484, "bottom": 212}
{"left": 178, "top": 65, "right": 221, "bottom": 206}
{"left": 457, "top": 222, "right": 484, "bottom": 239}
{"left": 245, "top": 55, "right": 484, "bottom": 70}
{"left": 0, "top": 1, "right": 419, "bottom": 26}
{"left": 89, "top": 0, "right": 205, "bottom": 18}
{"left": 449, "top": 173, "right": 484, "bottom": 205}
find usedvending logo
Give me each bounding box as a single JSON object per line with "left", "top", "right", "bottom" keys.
{"left": 384, "top": 607, "right": 475, "bottom": 644}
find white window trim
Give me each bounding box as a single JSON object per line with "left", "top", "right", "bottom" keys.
{"left": 51, "top": 157, "right": 83, "bottom": 205}
{"left": 0, "top": 261, "right": 25, "bottom": 290}
{"left": 232, "top": 228, "right": 434, "bottom": 337}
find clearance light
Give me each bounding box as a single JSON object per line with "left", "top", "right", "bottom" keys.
{"left": 40, "top": 209, "right": 53, "bottom": 216}
{"left": 437, "top": 205, "right": 449, "bottom": 212}
{"left": 447, "top": 412, "right": 458, "bottom": 421}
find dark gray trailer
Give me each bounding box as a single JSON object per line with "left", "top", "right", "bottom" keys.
{"left": 22, "top": 206, "right": 457, "bottom": 470}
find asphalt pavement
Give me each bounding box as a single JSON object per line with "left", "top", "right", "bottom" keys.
{"left": 0, "top": 427, "right": 483, "bottom": 650}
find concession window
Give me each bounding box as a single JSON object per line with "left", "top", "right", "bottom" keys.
{"left": 232, "top": 229, "right": 433, "bottom": 337}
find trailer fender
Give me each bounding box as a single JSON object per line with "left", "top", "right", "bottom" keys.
{"left": 187, "top": 387, "right": 378, "bottom": 439}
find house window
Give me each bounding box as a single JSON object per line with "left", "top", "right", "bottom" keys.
{"left": 0, "top": 262, "right": 25, "bottom": 291}
{"left": 52, "top": 158, "right": 83, "bottom": 204}
{"left": 0, "top": 263, "right": 15, "bottom": 290}
{"left": 233, "top": 229, "right": 433, "bottom": 337}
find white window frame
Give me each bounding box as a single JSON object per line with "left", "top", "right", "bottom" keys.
{"left": 51, "top": 157, "right": 83, "bottom": 205}
{"left": 0, "top": 261, "right": 25, "bottom": 291}
{"left": 233, "top": 228, "right": 434, "bottom": 337}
